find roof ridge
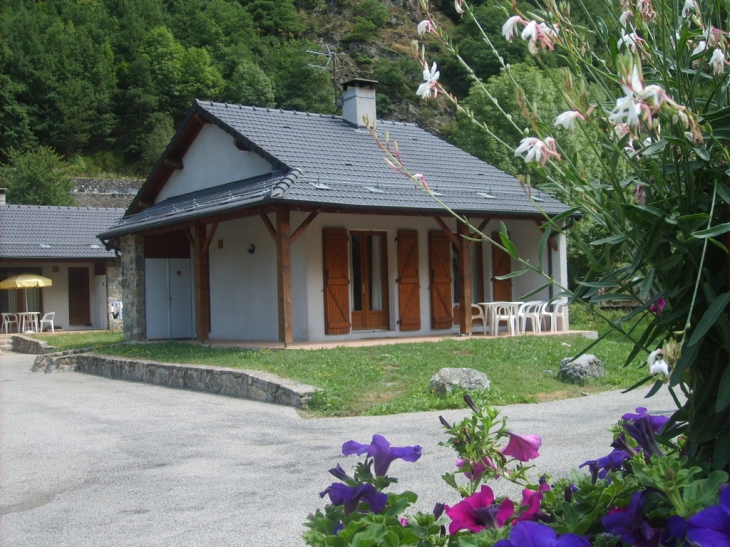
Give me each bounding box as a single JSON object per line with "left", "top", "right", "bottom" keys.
{"left": 270, "top": 168, "right": 303, "bottom": 198}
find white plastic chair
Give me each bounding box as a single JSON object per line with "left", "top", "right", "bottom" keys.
{"left": 540, "top": 301, "right": 567, "bottom": 332}
{"left": 39, "top": 312, "right": 55, "bottom": 333}
{"left": 492, "top": 304, "right": 518, "bottom": 336}
{"left": 453, "top": 304, "right": 488, "bottom": 334}
{"left": 2, "top": 313, "right": 18, "bottom": 333}
{"left": 518, "top": 301, "right": 542, "bottom": 334}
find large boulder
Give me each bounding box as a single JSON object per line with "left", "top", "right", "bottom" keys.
{"left": 430, "top": 368, "right": 490, "bottom": 395}
{"left": 558, "top": 354, "right": 604, "bottom": 384}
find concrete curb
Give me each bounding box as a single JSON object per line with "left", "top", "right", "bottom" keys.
{"left": 31, "top": 352, "right": 317, "bottom": 409}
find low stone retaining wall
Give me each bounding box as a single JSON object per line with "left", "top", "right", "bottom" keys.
{"left": 12, "top": 335, "right": 60, "bottom": 354}
{"left": 31, "top": 352, "right": 317, "bottom": 409}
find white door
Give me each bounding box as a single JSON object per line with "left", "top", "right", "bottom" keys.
{"left": 168, "top": 258, "right": 193, "bottom": 339}
{"left": 145, "top": 258, "right": 193, "bottom": 340}
{"left": 145, "top": 259, "right": 172, "bottom": 340}
{"left": 94, "top": 275, "right": 106, "bottom": 329}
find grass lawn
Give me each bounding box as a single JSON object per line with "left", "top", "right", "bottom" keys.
{"left": 29, "top": 331, "right": 124, "bottom": 350}
{"left": 92, "top": 330, "right": 648, "bottom": 417}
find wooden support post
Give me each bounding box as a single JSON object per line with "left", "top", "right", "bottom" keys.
{"left": 194, "top": 223, "right": 211, "bottom": 342}
{"left": 433, "top": 216, "right": 461, "bottom": 249}
{"left": 276, "top": 205, "right": 293, "bottom": 345}
{"left": 261, "top": 213, "right": 277, "bottom": 242}
{"left": 457, "top": 221, "right": 473, "bottom": 335}
{"left": 290, "top": 211, "right": 319, "bottom": 244}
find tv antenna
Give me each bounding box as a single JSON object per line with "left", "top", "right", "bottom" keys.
{"left": 306, "top": 44, "right": 339, "bottom": 107}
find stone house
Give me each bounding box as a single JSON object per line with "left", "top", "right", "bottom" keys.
{"left": 99, "top": 80, "right": 571, "bottom": 344}
{"left": 0, "top": 192, "right": 124, "bottom": 331}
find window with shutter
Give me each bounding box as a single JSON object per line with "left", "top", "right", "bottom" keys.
{"left": 397, "top": 230, "right": 421, "bottom": 331}
{"left": 322, "top": 228, "right": 351, "bottom": 334}
{"left": 429, "top": 231, "right": 453, "bottom": 329}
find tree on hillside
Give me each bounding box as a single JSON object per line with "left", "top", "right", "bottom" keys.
{"left": 0, "top": 147, "right": 74, "bottom": 206}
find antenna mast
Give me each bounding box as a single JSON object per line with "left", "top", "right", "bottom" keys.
{"left": 306, "top": 44, "right": 339, "bottom": 108}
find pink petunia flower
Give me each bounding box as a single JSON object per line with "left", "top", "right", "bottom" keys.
{"left": 502, "top": 431, "right": 542, "bottom": 461}
{"left": 445, "top": 485, "right": 514, "bottom": 534}
{"left": 513, "top": 481, "right": 551, "bottom": 523}
{"left": 648, "top": 297, "right": 665, "bottom": 316}
{"left": 456, "top": 456, "right": 498, "bottom": 479}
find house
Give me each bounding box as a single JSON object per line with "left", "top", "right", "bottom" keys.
{"left": 0, "top": 191, "right": 125, "bottom": 332}
{"left": 98, "top": 80, "right": 571, "bottom": 344}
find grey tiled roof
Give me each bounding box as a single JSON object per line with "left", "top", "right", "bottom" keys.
{"left": 101, "top": 100, "right": 570, "bottom": 238}
{"left": 0, "top": 205, "right": 124, "bottom": 259}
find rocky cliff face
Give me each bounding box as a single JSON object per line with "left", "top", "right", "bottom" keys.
{"left": 72, "top": 178, "right": 143, "bottom": 209}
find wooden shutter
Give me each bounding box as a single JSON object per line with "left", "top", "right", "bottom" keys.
{"left": 397, "top": 230, "right": 421, "bottom": 331}
{"left": 429, "top": 231, "right": 453, "bottom": 329}
{"left": 492, "top": 231, "right": 513, "bottom": 301}
{"left": 323, "top": 228, "right": 351, "bottom": 334}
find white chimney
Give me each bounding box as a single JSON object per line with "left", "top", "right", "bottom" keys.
{"left": 341, "top": 79, "right": 377, "bottom": 127}
{"left": 0, "top": 188, "right": 6, "bottom": 205}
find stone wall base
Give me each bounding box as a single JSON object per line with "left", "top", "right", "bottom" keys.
{"left": 31, "top": 352, "right": 317, "bottom": 409}
{"left": 12, "top": 335, "right": 60, "bottom": 354}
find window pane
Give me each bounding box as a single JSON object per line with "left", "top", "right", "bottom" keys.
{"left": 351, "top": 235, "right": 362, "bottom": 311}
{"left": 369, "top": 235, "right": 383, "bottom": 311}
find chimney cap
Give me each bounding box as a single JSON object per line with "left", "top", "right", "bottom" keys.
{"left": 341, "top": 78, "right": 378, "bottom": 91}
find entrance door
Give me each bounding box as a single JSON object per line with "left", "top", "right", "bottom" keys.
{"left": 350, "top": 231, "right": 389, "bottom": 330}
{"left": 145, "top": 258, "right": 193, "bottom": 340}
{"left": 491, "top": 232, "right": 513, "bottom": 301}
{"left": 68, "top": 267, "right": 91, "bottom": 326}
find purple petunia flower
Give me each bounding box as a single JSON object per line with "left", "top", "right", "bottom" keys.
{"left": 319, "top": 482, "right": 388, "bottom": 516}
{"left": 580, "top": 449, "right": 632, "bottom": 483}
{"left": 601, "top": 491, "right": 662, "bottom": 547}
{"left": 622, "top": 407, "right": 669, "bottom": 434}
{"left": 445, "top": 485, "right": 514, "bottom": 535}
{"left": 342, "top": 434, "right": 422, "bottom": 477}
{"left": 686, "top": 484, "right": 730, "bottom": 547}
{"left": 502, "top": 431, "right": 542, "bottom": 462}
{"left": 328, "top": 464, "right": 352, "bottom": 481}
{"left": 623, "top": 417, "right": 664, "bottom": 459}
{"left": 494, "top": 521, "right": 591, "bottom": 547}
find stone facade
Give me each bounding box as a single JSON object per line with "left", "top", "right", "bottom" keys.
{"left": 31, "top": 352, "right": 317, "bottom": 409}
{"left": 107, "top": 261, "right": 123, "bottom": 332}
{"left": 121, "top": 234, "right": 146, "bottom": 341}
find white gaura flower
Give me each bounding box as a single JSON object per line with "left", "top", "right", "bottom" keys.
{"left": 681, "top": 0, "right": 696, "bottom": 17}
{"left": 619, "top": 10, "right": 633, "bottom": 26}
{"left": 619, "top": 63, "right": 644, "bottom": 95}
{"left": 417, "top": 20, "right": 435, "bottom": 35}
{"left": 521, "top": 20, "right": 538, "bottom": 42}
{"left": 647, "top": 349, "right": 670, "bottom": 382}
{"left": 617, "top": 31, "right": 643, "bottom": 50}
{"left": 502, "top": 16, "right": 523, "bottom": 41}
{"left": 514, "top": 136, "right": 561, "bottom": 167}
{"left": 609, "top": 95, "right": 643, "bottom": 127}
{"left": 454, "top": 0, "right": 464, "bottom": 14}
{"left": 692, "top": 40, "right": 707, "bottom": 57}
{"left": 416, "top": 62, "right": 440, "bottom": 99}
{"left": 554, "top": 110, "right": 585, "bottom": 129}
{"left": 711, "top": 48, "right": 726, "bottom": 77}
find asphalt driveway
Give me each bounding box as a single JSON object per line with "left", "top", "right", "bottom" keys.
{"left": 1, "top": 351, "right": 676, "bottom": 546}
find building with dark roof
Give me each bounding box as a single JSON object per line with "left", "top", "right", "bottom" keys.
{"left": 0, "top": 194, "right": 124, "bottom": 331}
{"left": 100, "top": 80, "right": 571, "bottom": 344}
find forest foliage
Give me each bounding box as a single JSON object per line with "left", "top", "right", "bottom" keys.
{"left": 0, "top": 0, "right": 604, "bottom": 201}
